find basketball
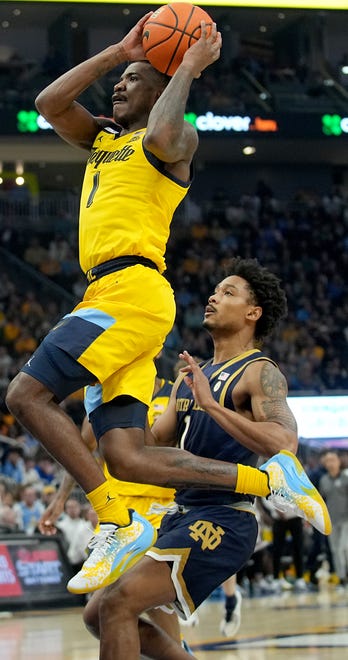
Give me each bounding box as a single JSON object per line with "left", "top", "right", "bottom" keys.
{"left": 142, "top": 3, "right": 213, "bottom": 77}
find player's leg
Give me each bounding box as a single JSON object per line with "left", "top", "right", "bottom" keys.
{"left": 139, "top": 618, "right": 194, "bottom": 659}
{"left": 84, "top": 586, "right": 189, "bottom": 659}
{"left": 98, "top": 557, "right": 187, "bottom": 660}
{"left": 96, "top": 505, "right": 258, "bottom": 659}
{"left": 220, "top": 574, "right": 242, "bottom": 637}
{"left": 147, "top": 607, "right": 181, "bottom": 645}
{"left": 6, "top": 331, "right": 157, "bottom": 595}
{"left": 6, "top": 344, "right": 104, "bottom": 495}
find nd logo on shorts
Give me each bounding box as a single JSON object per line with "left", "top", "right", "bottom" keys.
{"left": 188, "top": 520, "right": 225, "bottom": 550}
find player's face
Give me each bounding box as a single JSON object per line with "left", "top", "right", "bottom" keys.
{"left": 112, "top": 62, "right": 161, "bottom": 128}
{"left": 203, "top": 275, "right": 259, "bottom": 333}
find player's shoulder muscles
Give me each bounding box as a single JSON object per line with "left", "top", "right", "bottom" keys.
{"left": 257, "top": 360, "right": 288, "bottom": 399}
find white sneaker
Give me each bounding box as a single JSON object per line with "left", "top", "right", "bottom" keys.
{"left": 278, "top": 577, "right": 293, "bottom": 591}
{"left": 294, "top": 578, "right": 308, "bottom": 592}
{"left": 67, "top": 511, "right": 157, "bottom": 594}
{"left": 220, "top": 589, "right": 242, "bottom": 637}
{"left": 267, "top": 578, "right": 292, "bottom": 593}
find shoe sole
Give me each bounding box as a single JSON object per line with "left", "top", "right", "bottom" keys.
{"left": 67, "top": 526, "right": 158, "bottom": 594}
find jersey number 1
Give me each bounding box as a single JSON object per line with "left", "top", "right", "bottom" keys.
{"left": 86, "top": 171, "right": 100, "bottom": 207}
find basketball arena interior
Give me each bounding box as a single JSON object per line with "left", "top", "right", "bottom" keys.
{"left": 0, "top": 2, "right": 347, "bottom": 658}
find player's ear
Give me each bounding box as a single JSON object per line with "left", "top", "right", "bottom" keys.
{"left": 247, "top": 306, "right": 262, "bottom": 321}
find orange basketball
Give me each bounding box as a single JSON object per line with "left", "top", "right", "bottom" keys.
{"left": 142, "top": 3, "right": 213, "bottom": 77}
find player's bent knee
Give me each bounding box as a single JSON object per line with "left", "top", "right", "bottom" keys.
{"left": 6, "top": 373, "right": 31, "bottom": 416}
{"left": 105, "top": 451, "right": 146, "bottom": 482}
{"left": 6, "top": 372, "right": 52, "bottom": 417}
{"left": 99, "top": 578, "right": 142, "bottom": 621}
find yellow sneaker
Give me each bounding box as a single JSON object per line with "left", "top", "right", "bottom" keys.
{"left": 260, "top": 450, "right": 332, "bottom": 536}
{"left": 67, "top": 510, "right": 157, "bottom": 594}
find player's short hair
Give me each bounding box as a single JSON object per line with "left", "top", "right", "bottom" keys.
{"left": 141, "top": 60, "right": 171, "bottom": 89}
{"left": 126, "top": 60, "right": 170, "bottom": 90}
{"left": 226, "top": 256, "right": 288, "bottom": 341}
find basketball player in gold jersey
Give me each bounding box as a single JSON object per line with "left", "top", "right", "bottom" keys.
{"left": 6, "top": 14, "right": 328, "bottom": 600}
{"left": 6, "top": 14, "right": 222, "bottom": 593}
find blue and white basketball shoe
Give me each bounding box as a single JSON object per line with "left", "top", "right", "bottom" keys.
{"left": 260, "top": 450, "right": 332, "bottom": 536}
{"left": 67, "top": 510, "right": 157, "bottom": 594}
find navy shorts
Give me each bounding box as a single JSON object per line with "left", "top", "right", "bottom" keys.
{"left": 21, "top": 335, "right": 96, "bottom": 402}
{"left": 146, "top": 504, "right": 258, "bottom": 620}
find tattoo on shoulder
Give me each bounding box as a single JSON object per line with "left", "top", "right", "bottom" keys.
{"left": 260, "top": 362, "right": 287, "bottom": 398}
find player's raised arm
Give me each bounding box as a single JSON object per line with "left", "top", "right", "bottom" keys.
{"left": 144, "top": 21, "right": 221, "bottom": 165}
{"left": 35, "top": 13, "right": 152, "bottom": 150}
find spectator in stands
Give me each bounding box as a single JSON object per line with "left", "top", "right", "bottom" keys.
{"left": 0, "top": 482, "right": 22, "bottom": 531}
{"left": 319, "top": 451, "right": 348, "bottom": 590}
{"left": 1, "top": 447, "right": 25, "bottom": 483}
{"left": 13, "top": 328, "right": 38, "bottom": 356}
{"left": 41, "top": 484, "right": 58, "bottom": 509}
{"left": 23, "top": 237, "right": 48, "bottom": 269}
{"left": 22, "top": 457, "right": 41, "bottom": 488}
{"left": 56, "top": 497, "right": 94, "bottom": 571}
{"left": 35, "top": 455, "right": 58, "bottom": 486}
{"left": 14, "top": 485, "right": 44, "bottom": 534}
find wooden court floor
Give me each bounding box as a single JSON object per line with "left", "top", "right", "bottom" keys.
{"left": 1, "top": 586, "right": 347, "bottom": 659}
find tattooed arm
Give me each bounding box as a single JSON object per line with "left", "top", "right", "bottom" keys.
{"left": 180, "top": 352, "right": 298, "bottom": 457}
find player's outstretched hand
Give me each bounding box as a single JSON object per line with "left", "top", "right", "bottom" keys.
{"left": 38, "top": 499, "right": 65, "bottom": 536}
{"left": 179, "top": 350, "right": 215, "bottom": 411}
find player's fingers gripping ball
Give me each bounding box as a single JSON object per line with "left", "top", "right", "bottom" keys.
{"left": 142, "top": 2, "right": 213, "bottom": 76}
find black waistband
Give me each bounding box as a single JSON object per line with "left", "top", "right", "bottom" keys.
{"left": 86, "top": 256, "right": 158, "bottom": 283}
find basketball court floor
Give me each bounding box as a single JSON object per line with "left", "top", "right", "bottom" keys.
{"left": 1, "top": 585, "right": 347, "bottom": 659}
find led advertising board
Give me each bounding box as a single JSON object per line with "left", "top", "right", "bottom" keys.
{"left": 288, "top": 396, "right": 348, "bottom": 445}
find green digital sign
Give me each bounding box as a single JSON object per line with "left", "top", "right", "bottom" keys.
{"left": 9, "top": 109, "right": 348, "bottom": 137}
{"left": 16, "top": 110, "right": 52, "bottom": 133}
{"left": 322, "top": 114, "right": 348, "bottom": 136}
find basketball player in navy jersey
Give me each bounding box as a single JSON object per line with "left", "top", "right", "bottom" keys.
{"left": 81, "top": 257, "right": 331, "bottom": 660}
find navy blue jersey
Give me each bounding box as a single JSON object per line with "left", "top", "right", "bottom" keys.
{"left": 175, "top": 349, "right": 276, "bottom": 506}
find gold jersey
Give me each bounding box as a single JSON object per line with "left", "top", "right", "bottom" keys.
{"left": 79, "top": 127, "right": 190, "bottom": 274}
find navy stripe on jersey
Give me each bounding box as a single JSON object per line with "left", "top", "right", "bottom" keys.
{"left": 45, "top": 309, "right": 116, "bottom": 360}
